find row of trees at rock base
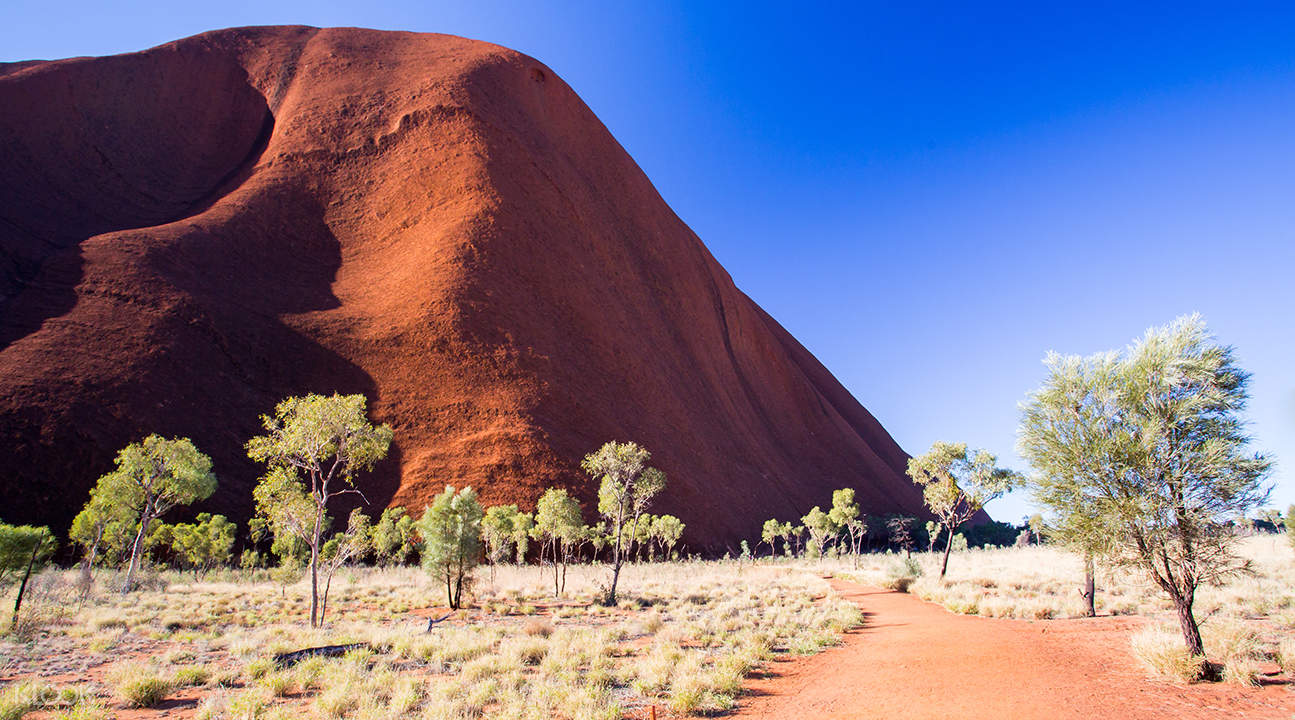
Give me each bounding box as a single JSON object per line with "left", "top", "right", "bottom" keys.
{"left": 35, "top": 391, "right": 685, "bottom": 626}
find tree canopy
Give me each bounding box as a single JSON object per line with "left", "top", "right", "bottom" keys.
{"left": 907, "top": 441, "right": 1018, "bottom": 579}
{"left": 93, "top": 434, "right": 217, "bottom": 592}
{"left": 247, "top": 393, "right": 392, "bottom": 626}
{"left": 418, "top": 485, "right": 483, "bottom": 610}
{"left": 583, "top": 440, "right": 666, "bottom": 604}
{"left": 1018, "top": 315, "right": 1270, "bottom": 661}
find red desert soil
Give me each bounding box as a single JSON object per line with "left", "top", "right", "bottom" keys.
{"left": 0, "top": 26, "right": 943, "bottom": 546}
{"left": 735, "top": 579, "right": 1295, "bottom": 720}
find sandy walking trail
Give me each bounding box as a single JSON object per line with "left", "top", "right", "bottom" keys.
{"left": 733, "top": 579, "right": 1294, "bottom": 720}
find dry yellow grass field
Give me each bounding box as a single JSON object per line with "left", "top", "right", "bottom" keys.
{"left": 0, "top": 561, "right": 860, "bottom": 720}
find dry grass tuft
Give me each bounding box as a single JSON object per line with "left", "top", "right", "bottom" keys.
{"left": 1130, "top": 626, "right": 1205, "bottom": 684}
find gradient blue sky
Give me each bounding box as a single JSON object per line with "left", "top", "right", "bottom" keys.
{"left": 5, "top": 2, "right": 1293, "bottom": 521}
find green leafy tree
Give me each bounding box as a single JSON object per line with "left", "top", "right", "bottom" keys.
{"left": 482, "top": 505, "right": 522, "bottom": 582}
{"left": 531, "top": 488, "right": 583, "bottom": 595}
{"left": 0, "top": 523, "right": 54, "bottom": 587}
{"left": 761, "top": 519, "right": 782, "bottom": 558}
{"left": 651, "top": 514, "right": 685, "bottom": 560}
{"left": 247, "top": 393, "right": 393, "bottom": 627}
{"left": 372, "top": 507, "right": 417, "bottom": 566}
{"left": 90, "top": 435, "right": 217, "bottom": 592}
{"left": 924, "top": 520, "right": 941, "bottom": 553}
{"left": 417, "top": 486, "right": 483, "bottom": 610}
{"left": 829, "top": 488, "right": 866, "bottom": 564}
{"left": 788, "top": 524, "right": 806, "bottom": 557}
{"left": 907, "top": 441, "right": 1019, "bottom": 580}
{"left": 0, "top": 522, "right": 55, "bottom": 633}
{"left": 633, "top": 513, "right": 656, "bottom": 561}
{"left": 511, "top": 512, "right": 534, "bottom": 564}
{"left": 168, "top": 514, "right": 237, "bottom": 577}
{"left": 69, "top": 488, "right": 135, "bottom": 586}
{"left": 318, "top": 509, "right": 373, "bottom": 623}
{"left": 1027, "top": 514, "right": 1045, "bottom": 542}
{"left": 801, "top": 506, "right": 836, "bottom": 559}
{"left": 950, "top": 533, "right": 968, "bottom": 552}
{"left": 583, "top": 441, "right": 666, "bottom": 605}
{"left": 1018, "top": 315, "right": 1271, "bottom": 662}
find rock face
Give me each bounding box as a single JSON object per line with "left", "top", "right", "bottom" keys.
{"left": 0, "top": 26, "right": 929, "bottom": 548}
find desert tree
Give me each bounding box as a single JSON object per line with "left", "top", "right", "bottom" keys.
{"left": 886, "top": 516, "right": 916, "bottom": 558}
{"left": 511, "top": 511, "right": 534, "bottom": 564}
{"left": 531, "top": 488, "right": 583, "bottom": 595}
{"left": 69, "top": 487, "right": 135, "bottom": 588}
{"left": 829, "top": 488, "right": 866, "bottom": 564}
{"left": 924, "top": 520, "right": 941, "bottom": 553}
{"left": 372, "top": 507, "right": 418, "bottom": 566}
{"left": 168, "top": 513, "right": 237, "bottom": 577}
{"left": 760, "top": 519, "right": 783, "bottom": 558}
{"left": 633, "top": 513, "right": 656, "bottom": 561}
{"left": 583, "top": 441, "right": 667, "bottom": 605}
{"left": 788, "top": 524, "right": 807, "bottom": 557}
{"left": 0, "top": 522, "right": 55, "bottom": 633}
{"left": 1027, "top": 514, "right": 1045, "bottom": 543}
{"left": 1018, "top": 315, "right": 1270, "bottom": 660}
{"left": 0, "top": 523, "right": 54, "bottom": 587}
{"left": 417, "top": 485, "right": 483, "bottom": 610}
{"left": 481, "top": 504, "right": 522, "bottom": 583}
{"left": 801, "top": 506, "right": 836, "bottom": 559}
{"left": 90, "top": 435, "right": 217, "bottom": 593}
{"left": 318, "top": 509, "right": 373, "bottom": 623}
{"left": 247, "top": 392, "right": 392, "bottom": 627}
{"left": 907, "top": 441, "right": 1019, "bottom": 580}
{"left": 651, "top": 514, "right": 685, "bottom": 560}
{"left": 777, "top": 521, "right": 796, "bottom": 557}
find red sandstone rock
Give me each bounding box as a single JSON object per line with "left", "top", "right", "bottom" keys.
{"left": 0, "top": 27, "right": 934, "bottom": 548}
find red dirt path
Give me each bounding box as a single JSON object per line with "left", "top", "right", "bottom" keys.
{"left": 734, "top": 579, "right": 1295, "bottom": 720}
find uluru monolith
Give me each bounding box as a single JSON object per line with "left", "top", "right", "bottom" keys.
{"left": 0, "top": 26, "right": 930, "bottom": 548}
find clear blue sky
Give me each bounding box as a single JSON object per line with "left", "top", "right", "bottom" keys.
{"left": 6, "top": 2, "right": 1293, "bottom": 522}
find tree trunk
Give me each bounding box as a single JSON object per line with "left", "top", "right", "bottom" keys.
{"left": 309, "top": 511, "right": 323, "bottom": 627}
{"left": 1081, "top": 553, "right": 1096, "bottom": 618}
{"left": 320, "top": 570, "right": 334, "bottom": 626}
{"left": 939, "top": 525, "right": 954, "bottom": 580}
{"left": 551, "top": 541, "right": 560, "bottom": 597}
{"left": 123, "top": 508, "right": 154, "bottom": 594}
{"left": 79, "top": 533, "right": 101, "bottom": 597}
{"left": 10, "top": 538, "right": 41, "bottom": 631}
{"left": 1173, "top": 591, "right": 1205, "bottom": 659}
